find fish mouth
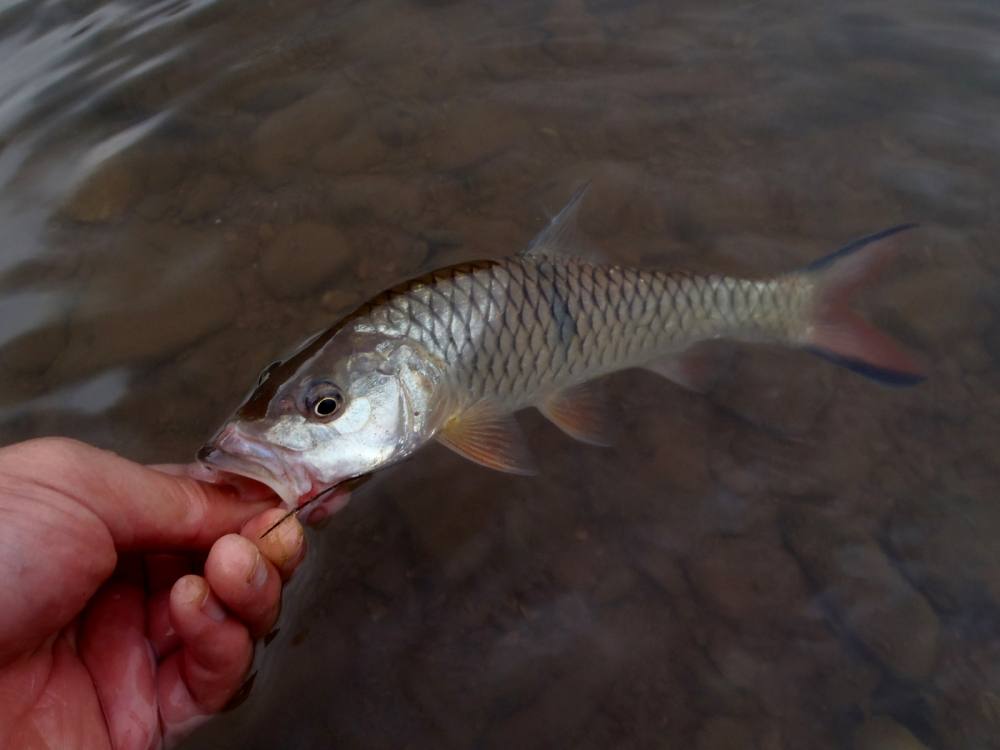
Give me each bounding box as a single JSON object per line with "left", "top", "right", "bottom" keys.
{"left": 197, "top": 425, "right": 313, "bottom": 508}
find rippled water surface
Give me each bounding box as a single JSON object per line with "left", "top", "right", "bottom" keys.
{"left": 2, "top": 1, "right": 999, "bottom": 748}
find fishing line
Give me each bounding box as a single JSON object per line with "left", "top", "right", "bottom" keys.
{"left": 259, "top": 485, "right": 336, "bottom": 539}
{"left": 259, "top": 473, "right": 372, "bottom": 539}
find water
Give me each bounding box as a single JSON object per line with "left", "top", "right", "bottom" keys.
{"left": 1, "top": 0, "right": 998, "bottom": 747}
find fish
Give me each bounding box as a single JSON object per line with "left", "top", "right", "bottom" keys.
{"left": 197, "top": 187, "right": 924, "bottom": 509}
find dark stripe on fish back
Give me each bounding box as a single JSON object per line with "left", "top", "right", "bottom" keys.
{"left": 236, "top": 260, "right": 502, "bottom": 421}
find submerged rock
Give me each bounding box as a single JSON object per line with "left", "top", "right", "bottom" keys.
{"left": 49, "top": 252, "right": 240, "bottom": 381}
{"left": 314, "top": 127, "right": 388, "bottom": 174}
{"left": 249, "top": 83, "right": 365, "bottom": 183}
{"left": 709, "top": 346, "right": 834, "bottom": 436}
{"left": 784, "top": 508, "right": 940, "bottom": 680}
{"left": 370, "top": 101, "right": 426, "bottom": 148}
{"left": 61, "top": 157, "right": 138, "bottom": 223}
{"left": 180, "top": 172, "right": 233, "bottom": 221}
{"left": 685, "top": 535, "right": 819, "bottom": 635}
{"left": 258, "top": 222, "right": 353, "bottom": 299}
{"left": 854, "top": 716, "right": 929, "bottom": 750}
{"left": 421, "top": 101, "right": 533, "bottom": 171}
{"left": 887, "top": 491, "right": 1000, "bottom": 614}
{"left": 695, "top": 716, "right": 761, "bottom": 750}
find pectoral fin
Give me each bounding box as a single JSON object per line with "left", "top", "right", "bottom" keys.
{"left": 436, "top": 402, "right": 537, "bottom": 475}
{"left": 539, "top": 381, "right": 614, "bottom": 446}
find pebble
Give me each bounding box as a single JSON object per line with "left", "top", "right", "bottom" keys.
{"left": 61, "top": 157, "right": 137, "bottom": 223}
{"left": 421, "top": 101, "right": 533, "bottom": 171}
{"left": 45, "top": 229, "right": 240, "bottom": 381}
{"left": 258, "top": 222, "right": 354, "bottom": 299}
{"left": 695, "top": 716, "right": 759, "bottom": 750}
{"left": 887, "top": 490, "right": 1000, "bottom": 613}
{"left": 709, "top": 347, "right": 835, "bottom": 436}
{"left": 783, "top": 508, "right": 940, "bottom": 680}
{"left": 854, "top": 716, "right": 929, "bottom": 750}
{"left": 685, "top": 535, "right": 819, "bottom": 634}
{"left": 314, "top": 127, "right": 388, "bottom": 174}
{"left": 370, "top": 101, "right": 426, "bottom": 147}
{"left": 249, "top": 83, "right": 365, "bottom": 183}
{"left": 179, "top": 173, "right": 233, "bottom": 221}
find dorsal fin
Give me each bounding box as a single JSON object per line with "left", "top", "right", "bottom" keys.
{"left": 521, "top": 183, "right": 605, "bottom": 262}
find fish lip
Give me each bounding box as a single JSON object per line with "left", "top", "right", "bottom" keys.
{"left": 202, "top": 448, "right": 349, "bottom": 511}
{"left": 198, "top": 425, "right": 310, "bottom": 507}
{"left": 199, "top": 449, "right": 300, "bottom": 506}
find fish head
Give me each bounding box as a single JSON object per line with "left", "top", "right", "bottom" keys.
{"left": 199, "top": 328, "right": 443, "bottom": 507}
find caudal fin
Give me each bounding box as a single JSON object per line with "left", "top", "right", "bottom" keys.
{"left": 803, "top": 224, "right": 925, "bottom": 386}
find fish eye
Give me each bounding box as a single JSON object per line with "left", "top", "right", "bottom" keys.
{"left": 314, "top": 396, "right": 341, "bottom": 417}
{"left": 304, "top": 382, "right": 345, "bottom": 421}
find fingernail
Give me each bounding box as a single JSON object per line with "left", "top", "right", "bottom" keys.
{"left": 250, "top": 549, "right": 268, "bottom": 589}
{"left": 175, "top": 576, "right": 202, "bottom": 605}
{"left": 201, "top": 591, "right": 227, "bottom": 622}
{"left": 277, "top": 517, "right": 303, "bottom": 553}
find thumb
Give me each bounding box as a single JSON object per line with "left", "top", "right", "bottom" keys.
{"left": 0, "top": 438, "right": 277, "bottom": 550}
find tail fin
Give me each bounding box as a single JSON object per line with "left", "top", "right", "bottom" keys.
{"left": 803, "top": 224, "right": 925, "bottom": 386}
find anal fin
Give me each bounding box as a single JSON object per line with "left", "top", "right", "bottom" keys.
{"left": 641, "top": 343, "right": 734, "bottom": 393}
{"left": 436, "top": 401, "right": 537, "bottom": 475}
{"left": 539, "top": 380, "right": 614, "bottom": 446}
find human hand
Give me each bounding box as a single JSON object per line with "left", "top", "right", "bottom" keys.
{"left": 0, "top": 437, "right": 307, "bottom": 750}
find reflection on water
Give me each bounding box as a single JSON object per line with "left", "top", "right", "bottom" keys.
{"left": 1, "top": 0, "right": 999, "bottom": 748}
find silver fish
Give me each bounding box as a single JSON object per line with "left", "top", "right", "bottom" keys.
{"left": 199, "top": 188, "right": 923, "bottom": 507}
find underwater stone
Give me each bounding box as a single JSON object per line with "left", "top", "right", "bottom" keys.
{"left": 784, "top": 508, "right": 940, "bottom": 680}
{"left": 258, "top": 222, "right": 353, "bottom": 299}
{"left": 854, "top": 716, "right": 929, "bottom": 750}
{"left": 249, "top": 84, "right": 364, "bottom": 184}
{"left": 61, "top": 157, "right": 138, "bottom": 224}
{"left": 888, "top": 489, "right": 1000, "bottom": 613}
{"left": 180, "top": 173, "right": 233, "bottom": 221}
{"left": 695, "top": 716, "right": 760, "bottom": 750}
{"left": 686, "top": 535, "right": 818, "bottom": 635}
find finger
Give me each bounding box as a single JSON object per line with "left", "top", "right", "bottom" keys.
{"left": 204, "top": 534, "right": 281, "bottom": 638}
{"left": 149, "top": 463, "right": 215, "bottom": 480}
{"left": 147, "top": 588, "right": 178, "bottom": 658}
{"left": 240, "top": 508, "right": 307, "bottom": 580}
{"left": 0, "top": 438, "right": 277, "bottom": 550}
{"left": 146, "top": 555, "right": 190, "bottom": 657}
{"left": 166, "top": 575, "right": 252, "bottom": 712}
{"left": 80, "top": 582, "right": 160, "bottom": 750}
{"left": 152, "top": 463, "right": 278, "bottom": 503}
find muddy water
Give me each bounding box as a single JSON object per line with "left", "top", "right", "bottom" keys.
{"left": 1, "top": 0, "right": 999, "bottom": 748}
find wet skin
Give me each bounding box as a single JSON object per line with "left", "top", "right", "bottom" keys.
{"left": 0, "top": 438, "right": 309, "bottom": 750}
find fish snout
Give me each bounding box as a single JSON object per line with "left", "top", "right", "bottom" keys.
{"left": 197, "top": 424, "right": 247, "bottom": 466}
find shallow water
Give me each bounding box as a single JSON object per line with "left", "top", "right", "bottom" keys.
{"left": 1, "top": 0, "right": 999, "bottom": 747}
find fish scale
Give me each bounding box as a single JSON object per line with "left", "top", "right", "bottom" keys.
{"left": 350, "top": 255, "right": 808, "bottom": 411}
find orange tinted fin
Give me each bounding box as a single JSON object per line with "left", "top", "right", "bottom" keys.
{"left": 804, "top": 224, "right": 925, "bottom": 386}
{"left": 436, "top": 402, "right": 537, "bottom": 475}
{"left": 539, "top": 380, "right": 614, "bottom": 446}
